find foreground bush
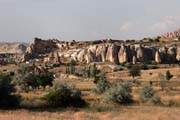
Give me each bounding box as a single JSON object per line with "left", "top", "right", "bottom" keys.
{"left": 140, "top": 85, "right": 161, "bottom": 104}
{"left": 44, "top": 81, "right": 86, "bottom": 107}
{"left": 93, "top": 73, "right": 111, "bottom": 94}
{"left": 14, "top": 64, "right": 54, "bottom": 90}
{"left": 104, "top": 82, "right": 133, "bottom": 104}
{"left": 0, "top": 74, "right": 20, "bottom": 107}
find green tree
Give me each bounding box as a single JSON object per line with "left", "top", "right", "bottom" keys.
{"left": 104, "top": 82, "right": 133, "bottom": 104}
{"left": 129, "top": 66, "right": 141, "bottom": 79}
{"left": 82, "top": 66, "right": 91, "bottom": 78}
{"left": 140, "top": 85, "right": 161, "bottom": 104}
{"left": 44, "top": 81, "right": 86, "bottom": 107}
{"left": 14, "top": 64, "right": 54, "bottom": 90}
{"left": 91, "top": 64, "right": 98, "bottom": 78}
{"left": 93, "top": 73, "right": 111, "bottom": 94}
{"left": 166, "top": 70, "right": 172, "bottom": 81}
{"left": 0, "top": 74, "right": 20, "bottom": 107}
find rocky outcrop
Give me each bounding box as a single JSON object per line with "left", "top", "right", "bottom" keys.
{"left": 96, "top": 45, "right": 107, "bottom": 62}
{"left": 44, "top": 52, "right": 61, "bottom": 64}
{"left": 106, "top": 44, "right": 119, "bottom": 63}
{"left": 132, "top": 56, "right": 137, "bottom": 64}
{"left": 0, "top": 43, "right": 27, "bottom": 64}
{"left": 118, "top": 45, "right": 128, "bottom": 63}
{"left": 0, "top": 43, "right": 26, "bottom": 54}
{"left": 160, "top": 29, "right": 180, "bottom": 39}
{"left": 176, "top": 47, "right": 180, "bottom": 62}
{"left": 167, "top": 47, "right": 177, "bottom": 63}
{"left": 155, "top": 51, "right": 162, "bottom": 63}
{"left": 86, "top": 48, "right": 96, "bottom": 64}
{"left": 21, "top": 38, "right": 180, "bottom": 64}
{"left": 22, "top": 38, "right": 60, "bottom": 62}
{"left": 77, "top": 49, "right": 87, "bottom": 63}
{"left": 136, "top": 46, "right": 145, "bottom": 62}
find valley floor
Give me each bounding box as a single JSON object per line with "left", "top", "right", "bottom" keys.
{"left": 0, "top": 106, "right": 179, "bottom": 120}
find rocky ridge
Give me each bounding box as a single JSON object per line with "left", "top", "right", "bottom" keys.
{"left": 22, "top": 38, "right": 180, "bottom": 64}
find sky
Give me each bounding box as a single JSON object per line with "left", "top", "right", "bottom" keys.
{"left": 0, "top": 0, "right": 180, "bottom": 42}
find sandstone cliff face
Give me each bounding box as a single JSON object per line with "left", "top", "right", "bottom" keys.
{"left": 77, "top": 49, "right": 87, "bottom": 63}
{"left": 132, "top": 56, "right": 137, "bottom": 64}
{"left": 106, "top": 44, "right": 119, "bottom": 63}
{"left": 155, "top": 51, "right": 162, "bottom": 63}
{"left": 22, "top": 38, "right": 59, "bottom": 61}
{"left": 96, "top": 45, "right": 107, "bottom": 62}
{"left": 118, "top": 45, "right": 128, "bottom": 63}
{"left": 176, "top": 47, "right": 180, "bottom": 62}
{"left": 160, "top": 29, "right": 180, "bottom": 39}
{"left": 167, "top": 47, "right": 176, "bottom": 63}
{"left": 0, "top": 43, "right": 27, "bottom": 64}
{"left": 44, "top": 52, "right": 61, "bottom": 64}
{"left": 136, "top": 46, "right": 145, "bottom": 62}
{"left": 22, "top": 39, "right": 180, "bottom": 64}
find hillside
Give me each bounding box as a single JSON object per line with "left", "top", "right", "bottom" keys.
{"left": 0, "top": 43, "right": 27, "bottom": 54}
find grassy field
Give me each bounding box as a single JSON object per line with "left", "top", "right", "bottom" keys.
{"left": 0, "top": 106, "right": 179, "bottom": 120}
{"left": 0, "top": 64, "right": 180, "bottom": 120}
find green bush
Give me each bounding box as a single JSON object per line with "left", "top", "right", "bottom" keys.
{"left": 36, "top": 73, "right": 54, "bottom": 88}
{"left": 93, "top": 73, "right": 111, "bottom": 94}
{"left": 14, "top": 64, "right": 54, "bottom": 90}
{"left": 53, "top": 63, "right": 61, "bottom": 67}
{"left": 129, "top": 66, "right": 141, "bottom": 79}
{"left": 166, "top": 70, "right": 173, "bottom": 81}
{"left": 149, "top": 65, "right": 158, "bottom": 69}
{"left": 44, "top": 81, "right": 86, "bottom": 107}
{"left": 140, "top": 85, "right": 161, "bottom": 104}
{"left": 104, "top": 82, "right": 133, "bottom": 104}
{"left": 140, "top": 64, "right": 149, "bottom": 70}
{"left": 0, "top": 74, "right": 21, "bottom": 107}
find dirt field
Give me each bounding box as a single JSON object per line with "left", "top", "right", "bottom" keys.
{"left": 0, "top": 106, "right": 179, "bottom": 120}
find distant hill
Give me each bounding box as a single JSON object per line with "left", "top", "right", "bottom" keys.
{"left": 160, "top": 29, "right": 180, "bottom": 40}
{"left": 0, "top": 43, "right": 27, "bottom": 54}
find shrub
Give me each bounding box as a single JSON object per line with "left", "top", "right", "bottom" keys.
{"left": 82, "top": 66, "right": 91, "bottom": 78}
{"left": 36, "top": 73, "right": 54, "bottom": 88}
{"left": 93, "top": 73, "right": 111, "bottom": 94}
{"left": 129, "top": 66, "right": 141, "bottom": 79}
{"left": 0, "top": 74, "right": 21, "bottom": 107}
{"left": 104, "top": 82, "right": 133, "bottom": 104}
{"left": 140, "top": 64, "right": 149, "bottom": 70}
{"left": 149, "top": 65, "right": 158, "bottom": 69}
{"left": 14, "top": 64, "right": 54, "bottom": 90}
{"left": 44, "top": 81, "right": 86, "bottom": 107}
{"left": 166, "top": 70, "right": 173, "bottom": 81}
{"left": 52, "top": 63, "right": 61, "bottom": 68}
{"left": 140, "top": 85, "right": 161, "bottom": 104}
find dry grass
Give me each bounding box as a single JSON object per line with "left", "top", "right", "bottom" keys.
{"left": 0, "top": 106, "right": 179, "bottom": 120}
{"left": 1, "top": 64, "right": 180, "bottom": 119}
{"left": 107, "top": 67, "right": 180, "bottom": 81}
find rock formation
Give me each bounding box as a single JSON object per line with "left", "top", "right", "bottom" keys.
{"left": 19, "top": 38, "right": 180, "bottom": 65}
{"left": 176, "top": 47, "right": 180, "bottom": 62}
{"left": 155, "top": 51, "right": 162, "bottom": 63}
{"left": 132, "top": 56, "right": 137, "bottom": 64}
{"left": 106, "top": 44, "right": 119, "bottom": 63}
{"left": 118, "top": 45, "right": 128, "bottom": 63}
{"left": 160, "top": 29, "right": 180, "bottom": 39}
{"left": 167, "top": 47, "right": 177, "bottom": 63}
{"left": 136, "top": 46, "right": 145, "bottom": 62}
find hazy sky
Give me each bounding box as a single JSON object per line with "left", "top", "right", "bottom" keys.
{"left": 0, "top": 0, "right": 180, "bottom": 42}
